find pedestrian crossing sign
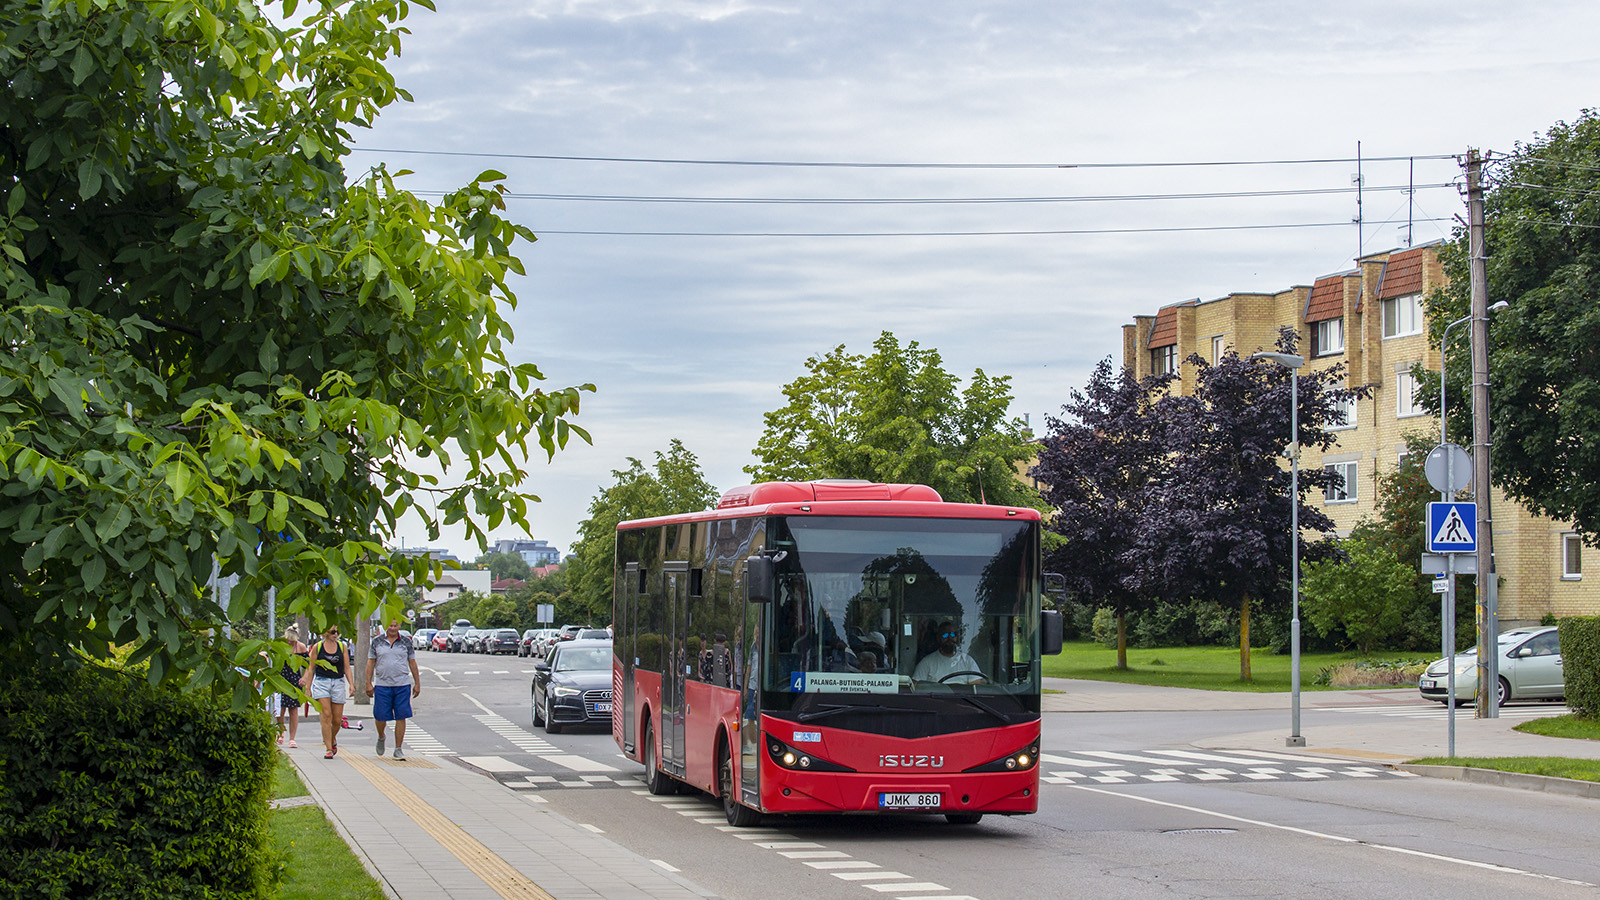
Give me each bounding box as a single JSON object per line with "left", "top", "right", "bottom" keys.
{"left": 1427, "top": 502, "right": 1477, "bottom": 553}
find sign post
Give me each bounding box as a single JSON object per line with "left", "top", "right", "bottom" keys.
{"left": 1424, "top": 445, "right": 1476, "bottom": 755}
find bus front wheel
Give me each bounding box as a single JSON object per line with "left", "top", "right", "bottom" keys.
{"left": 642, "top": 721, "right": 673, "bottom": 795}
{"left": 945, "top": 812, "right": 983, "bottom": 825}
{"left": 720, "top": 747, "right": 761, "bottom": 827}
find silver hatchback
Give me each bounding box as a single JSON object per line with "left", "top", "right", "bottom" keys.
{"left": 1418, "top": 626, "right": 1565, "bottom": 706}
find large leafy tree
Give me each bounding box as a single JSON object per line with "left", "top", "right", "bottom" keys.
{"left": 568, "top": 440, "right": 718, "bottom": 622}
{"left": 746, "top": 332, "right": 1038, "bottom": 507}
{"left": 1033, "top": 359, "right": 1176, "bottom": 668}
{"left": 1131, "top": 333, "right": 1361, "bottom": 680}
{"left": 1432, "top": 110, "right": 1600, "bottom": 542}
{"left": 0, "top": 0, "right": 591, "bottom": 703}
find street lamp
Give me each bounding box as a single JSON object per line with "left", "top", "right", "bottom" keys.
{"left": 1252, "top": 351, "right": 1306, "bottom": 747}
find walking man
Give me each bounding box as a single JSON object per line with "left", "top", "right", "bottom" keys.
{"left": 367, "top": 618, "right": 421, "bottom": 759}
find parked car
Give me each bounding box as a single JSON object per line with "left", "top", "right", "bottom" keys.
{"left": 535, "top": 629, "right": 562, "bottom": 658}
{"left": 412, "top": 628, "right": 437, "bottom": 651}
{"left": 575, "top": 628, "right": 610, "bottom": 641}
{"left": 531, "top": 638, "right": 614, "bottom": 734}
{"left": 445, "top": 620, "right": 474, "bottom": 652}
{"left": 483, "top": 628, "right": 521, "bottom": 655}
{"left": 517, "top": 629, "right": 541, "bottom": 657}
{"left": 431, "top": 630, "right": 451, "bottom": 652}
{"left": 1419, "top": 625, "right": 1565, "bottom": 706}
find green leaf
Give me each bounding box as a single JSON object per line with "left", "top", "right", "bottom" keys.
{"left": 81, "top": 555, "right": 106, "bottom": 591}
{"left": 166, "top": 464, "right": 191, "bottom": 502}
{"left": 70, "top": 43, "right": 94, "bottom": 86}
{"left": 95, "top": 504, "right": 132, "bottom": 542}
{"left": 77, "top": 158, "right": 103, "bottom": 200}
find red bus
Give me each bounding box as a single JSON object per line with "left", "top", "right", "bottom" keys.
{"left": 612, "top": 479, "right": 1063, "bottom": 827}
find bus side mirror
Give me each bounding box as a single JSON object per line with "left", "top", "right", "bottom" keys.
{"left": 1040, "top": 609, "right": 1064, "bottom": 656}
{"left": 745, "top": 555, "right": 774, "bottom": 604}
{"left": 1043, "top": 573, "right": 1067, "bottom": 596}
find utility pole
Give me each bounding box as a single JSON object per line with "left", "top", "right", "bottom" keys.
{"left": 1465, "top": 148, "right": 1499, "bottom": 719}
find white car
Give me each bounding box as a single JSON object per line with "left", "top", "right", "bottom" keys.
{"left": 1418, "top": 626, "right": 1565, "bottom": 706}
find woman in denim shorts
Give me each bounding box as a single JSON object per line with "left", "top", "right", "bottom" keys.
{"left": 300, "top": 626, "right": 355, "bottom": 758}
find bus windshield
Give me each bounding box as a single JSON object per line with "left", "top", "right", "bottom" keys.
{"left": 763, "top": 516, "right": 1040, "bottom": 697}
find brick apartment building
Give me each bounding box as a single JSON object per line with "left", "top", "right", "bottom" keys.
{"left": 1121, "top": 241, "right": 1594, "bottom": 626}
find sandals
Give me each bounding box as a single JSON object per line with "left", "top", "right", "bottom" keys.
{"left": 288, "top": 740, "right": 297, "bottom": 748}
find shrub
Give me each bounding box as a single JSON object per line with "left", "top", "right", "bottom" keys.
{"left": 1313, "top": 658, "right": 1430, "bottom": 687}
{"left": 0, "top": 662, "right": 276, "bottom": 899}
{"left": 1558, "top": 617, "right": 1600, "bottom": 719}
{"left": 1090, "top": 608, "right": 1118, "bottom": 648}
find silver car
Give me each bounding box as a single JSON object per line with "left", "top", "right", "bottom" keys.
{"left": 1418, "top": 626, "right": 1565, "bottom": 706}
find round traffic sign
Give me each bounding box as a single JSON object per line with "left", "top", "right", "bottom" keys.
{"left": 1425, "top": 443, "right": 1472, "bottom": 494}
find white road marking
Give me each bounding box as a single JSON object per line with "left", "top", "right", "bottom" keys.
{"left": 1070, "top": 783, "right": 1595, "bottom": 887}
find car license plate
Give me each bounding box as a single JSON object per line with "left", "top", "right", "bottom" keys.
{"left": 879, "top": 792, "right": 940, "bottom": 810}
{"left": 594, "top": 702, "right": 612, "bottom": 713}
{"left": 1421, "top": 679, "right": 1436, "bottom": 689}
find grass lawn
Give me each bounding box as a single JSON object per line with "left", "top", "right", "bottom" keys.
{"left": 1406, "top": 756, "right": 1600, "bottom": 783}
{"left": 1514, "top": 714, "right": 1600, "bottom": 742}
{"left": 268, "top": 750, "right": 385, "bottom": 900}
{"left": 1042, "top": 641, "right": 1429, "bottom": 692}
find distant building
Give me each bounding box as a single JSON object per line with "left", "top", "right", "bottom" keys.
{"left": 394, "top": 546, "right": 461, "bottom": 564}
{"left": 490, "top": 538, "right": 561, "bottom": 567}
{"left": 1116, "top": 242, "right": 1594, "bottom": 626}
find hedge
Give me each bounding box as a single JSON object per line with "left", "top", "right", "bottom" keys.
{"left": 0, "top": 662, "right": 276, "bottom": 900}
{"left": 1558, "top": 616, "right": 1600, "bottom": 719}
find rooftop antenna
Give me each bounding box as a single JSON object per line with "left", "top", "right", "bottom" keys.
{"left": 1352, "top": 141, "right": 1364, "bottom": 261}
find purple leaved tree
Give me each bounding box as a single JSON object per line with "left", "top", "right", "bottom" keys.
{"left": 1130, "top": 329, "right": 1366, "bottom": 680}
{"left": 1032, "top": 359, "right": 1178, "bottom": 669}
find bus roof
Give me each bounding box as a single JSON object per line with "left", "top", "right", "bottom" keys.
{"left": 617, "top": 480, "right": 1041, "bottom": 530}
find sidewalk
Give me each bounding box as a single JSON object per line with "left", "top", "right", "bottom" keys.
{"left": 286, "top": 708, "right": 716, "bottom": 900}
{"left": 283, "top": 685, "right": 1597, "bottom": 900}
{"left": 1043, "top": 676, "right": 1600, "bottom": 762}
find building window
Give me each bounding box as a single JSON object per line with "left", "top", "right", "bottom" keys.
{"left": 1396, "top": 371, "right": 1424, "bottom": 418}
{"left": 1325, "top": 461, "right": 1357, "bottom": 503}
{"left": 1152, "top": 344, "right": 1176, "bottom": 375}
{"left": 1383, "top": 293, "right": 1422, "bottom": 337}
{"left": 1212, "top": 335, "right": 1225, "bottom": 364}
{"left": 1313, "top": 318, "right": 1344, "bottom": 357}
{"left": 1329, "top": 396, "right": 1356, "bottom": 430}
{"left": 1564, "top": 533, "right": 1583, "bottom": 579}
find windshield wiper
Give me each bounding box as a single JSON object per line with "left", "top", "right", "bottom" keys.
{"left": 797, "top": 704, "right": 925, "bottom": 722}
{"left": 957, "top": 695, "right": 1015, "bottom": 724}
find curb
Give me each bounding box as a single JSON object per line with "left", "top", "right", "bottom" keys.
{"left": 1400, "top": 764, "right": 1600, "bottom": 800}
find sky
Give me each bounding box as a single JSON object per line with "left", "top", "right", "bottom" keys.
{"left": 349, "top": 0, "right": 1600, "bottom": 562}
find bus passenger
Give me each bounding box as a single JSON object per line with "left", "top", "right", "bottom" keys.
{"left": 912, "top": 620, "right": 983, "bottom": 684}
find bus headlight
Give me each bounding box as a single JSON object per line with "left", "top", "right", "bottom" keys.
{"left": 964, "top": 740, "right": 1040, "bottom": 773}
{"left": 766, "top": 737, "right": 854, "bottom": 772}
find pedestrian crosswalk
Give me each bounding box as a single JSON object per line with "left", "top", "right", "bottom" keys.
{"left": 1039, "top": 749, "right": 1418, "bottom": 785}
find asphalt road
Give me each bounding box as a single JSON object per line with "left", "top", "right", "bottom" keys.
{"left": 398, "top": 650, "right": 1598, "bottom": 900}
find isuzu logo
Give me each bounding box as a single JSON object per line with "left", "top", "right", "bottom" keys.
{"left": 879, "top": 754, "right": 944, "bottom": 768}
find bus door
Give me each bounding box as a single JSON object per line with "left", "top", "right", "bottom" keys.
{"left": 620, "top": 562, "right": 639, "bottom": 754}
{"left": 662, "top": 561, "right": 688, "bottom": 776}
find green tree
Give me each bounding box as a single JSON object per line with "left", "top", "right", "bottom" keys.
{"left": 569, "top": 440, "right": 718, "bottom": 621}
{"left": 478, "top": 551, "right": 532, "bottom": 582}
{"left": 746, "top": 332, "right": 1039, "bottom": 506}
{"left": 1300, "top": 540, "right": 1411, "bottom": 656}
{"left": 1432, "top": 110, "right": 1600, "bottom": 543}
{"left": 0, "top": 0, "right": 591, "bottom": 704}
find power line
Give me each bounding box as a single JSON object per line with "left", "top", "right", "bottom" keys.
{"left": 352, "top": 146, "right": 1458, "bottom": 170}
{"left": 410, "top": 182, "right": 1453, "bottom": 205}
{"left": 523, "top": 218, "right": 1454, "bottom": 238}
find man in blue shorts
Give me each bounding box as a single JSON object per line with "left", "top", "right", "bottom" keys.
{"left": 366, "top": 618, "right": 422, "bottom": 759}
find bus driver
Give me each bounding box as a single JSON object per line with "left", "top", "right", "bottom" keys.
{"left": 911, "top": 620, "right": 984, "bottom": 684}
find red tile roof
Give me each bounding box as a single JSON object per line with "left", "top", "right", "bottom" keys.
{"left": 1305, "top": 275, "right": 1346, "bottom": 323}
{"left": 1377, "top": 248, "right": 1427, "bottom": 299}
{"left": 1148, "top": 305, "right": 1180, "bottom": 348}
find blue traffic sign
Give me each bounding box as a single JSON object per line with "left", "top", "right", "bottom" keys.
{"left": 1427, "top": 502, "right": 1477, "bottom": 553}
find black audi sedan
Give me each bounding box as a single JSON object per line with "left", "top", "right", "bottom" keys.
{"left": 531, "top": 639, "right": 613, "bottom": 734}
